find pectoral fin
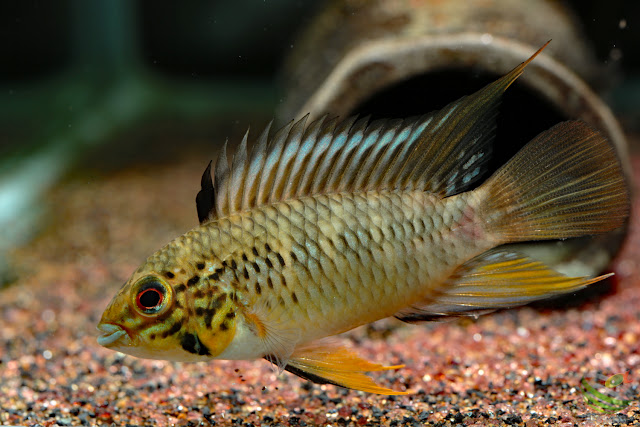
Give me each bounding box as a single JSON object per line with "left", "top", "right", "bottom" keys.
{"left": 276, "top": 342, "right": 408, "bottom": 395}
{"left": 396, "top": 249, "right": 612, "bottom": 322}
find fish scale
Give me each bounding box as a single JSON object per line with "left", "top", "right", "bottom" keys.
{"left": 163, "top": 190, "right": 488, "bottom": 344}
{"left": 97, "top": 43, "right": 629, "bottom": 394}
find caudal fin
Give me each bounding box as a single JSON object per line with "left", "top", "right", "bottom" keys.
{"left": 479, "top": 121, "right": 629, "bottom": 242}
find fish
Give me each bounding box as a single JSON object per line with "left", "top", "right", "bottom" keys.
{"left": 97, "top": 42, "right": 629, "bottom": 395}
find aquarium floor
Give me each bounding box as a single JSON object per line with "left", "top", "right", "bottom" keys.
{"left": 1, "top": 147, "right": 640, "bottom": 426}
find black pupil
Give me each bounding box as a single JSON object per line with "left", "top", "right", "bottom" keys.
{"left": 140, "top": 288, "right": 162, "bottom": 309}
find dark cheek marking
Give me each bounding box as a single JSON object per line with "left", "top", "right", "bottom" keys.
{"left": 195, "top": 307, "right": 205, "bottom": 316}
{"left": 204, "top": 309, "right": 216, "bottom": 329}
{"left": 175, "top": 284, "right": 187, "bottom": 293}
{"left": 149, "top": 333, "right": 156, "bottom": 340}
{"left": 226, "top": 312, "right": 236, "bottom": 319}
{"left": 220, "top": 321, "right": 229, "bottom": 331}
{"left": 208, "top": 273, "right": 220, "bottom": 281}
{"left": 196, "top": 263, "right": 205, "bottom": 270}
{"left": 193, "top": 289, "right": 205, "bottom": 299}
{"left": 162, "top": 320, "right": 183, "bottom": 338}
{"left": 188, "top": 275, "right": 200, "bottom": 286}
{"left": 181, "top": 332, "right": 211, "bottom": 356}
{"left": 165, "top": 271, "right": 175, "bottom": 279}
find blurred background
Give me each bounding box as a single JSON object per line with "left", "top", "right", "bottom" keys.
{"left": 0, "top": 0, "right": 639, "bottom": 284}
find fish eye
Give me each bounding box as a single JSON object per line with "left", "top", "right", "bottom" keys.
{"left": 132, "top": 276, "right": 172, "bottom": 316}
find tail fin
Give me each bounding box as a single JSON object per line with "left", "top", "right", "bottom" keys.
{"left": 479, "top": 121, "right": 629, "bottom": 242}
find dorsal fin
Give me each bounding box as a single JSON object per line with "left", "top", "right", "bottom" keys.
{"left": 197, "top": 42, "right": 549, "bottom": 221}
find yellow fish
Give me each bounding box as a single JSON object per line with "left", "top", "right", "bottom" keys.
{"left": 97, "top": 43, "right": 629, "bottom": 395}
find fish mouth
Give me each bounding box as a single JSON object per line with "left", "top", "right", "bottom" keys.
{"left": 97, "top": 323, "right": 128, "bottom": 347}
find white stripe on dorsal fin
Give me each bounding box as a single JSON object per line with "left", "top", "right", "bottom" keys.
{"left": 199, "top": 43, "right": 549, "bottom": 220}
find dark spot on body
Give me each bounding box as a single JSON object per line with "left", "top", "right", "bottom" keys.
{"left": 220, "top": 321, "right": 229, "bottom": 331}
{"left": 181, "top": 332, "right": 210, "bottom": 356}
{"left": 226, "top": 312, "right": 235, "bottom": 319}
{"left": 231, "top": 259, "right": 237, "bottom": 270}
{"left": 188, "top": 275, "right": 200, "bottom": 286}
{"left": 290, "top": 251, "right": 298, "bottom": 262}
{"left": 291, "top": 291, "right": 298, "bottom": 303}
{"left": 174, "top": 300, "right": 182, "bottom": 309}
{"left": 215, "top": 293, "right": 227, "bottom": 305}
{"left": 252, "top": 247, "right": 259, "bottom": 257}
{"left": 195, "top": 307, "right": 205, "bottom": 316}
{"left": 174, "top": 284, "right": 187, "bottom": 293}
{"left": 276, "top": 253, "right": 285, "bottom": 267}
{"left": 163, "top": 320, "right": 183, "bottom": 338}
{"left": 243, "top": 268, "right": 250, "bottom": 280}
{"left": 242, "top": 253, "right": 248, "bottom": 262}
{"left": 165, "top": 272, "right": 175, "bottom": 279}
{"left": 281, "top": 276, "right": 288, "bottom": 288}
{"left": 267, "top": 277, "right": 274, "bottom": 289}
{"left": 265, "top": 258, "right": 273, "bottom": 268}
{"left": 193, "top": 289, "right": 204, "bottom": 299}
{"left": 278, "top": 296, "right": 285, "bottom": 307}
{"left": 252, "top": 262, "right": 260, "bottom": 273}
{"left": 265, "top": 243, "right": 272, "bottom": 253}
{"left": 255, "top": 283, "right": 262, "bottom": 294}
{"left": 204, "top": 309, "right": 216, "bottom": 328}
{"left": 150, "top": 333, "right": 156, "bottom": 340}
{"left": 222, "top": 260, "right": 228, "bottom": 267}
{"left": 196, "top": 263, "right": 205, "bottom": 270}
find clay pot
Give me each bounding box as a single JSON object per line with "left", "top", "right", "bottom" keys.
{"left": 279, "top": 0, "right": 630, "bottom": 278}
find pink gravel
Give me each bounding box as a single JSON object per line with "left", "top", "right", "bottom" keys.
{"left": 1, "top": 145, "right": 639, "bottom": 426}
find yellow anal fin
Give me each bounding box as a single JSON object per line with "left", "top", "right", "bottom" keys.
{"left": 396, "top": 249, "right": 612, "bottom": 322}
{"left": 281, "top": 342, "right": 408, "bottom": 395}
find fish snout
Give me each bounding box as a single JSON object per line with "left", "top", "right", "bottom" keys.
{"left": 97, "top": 323, "right": 128, "bottom": 347}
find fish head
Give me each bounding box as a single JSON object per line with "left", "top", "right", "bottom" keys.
{"left": 97, "top": 270, "right": 188, "bottom": 360}
{"left": 97, "top": 249, "right": 240, "bottom": 361}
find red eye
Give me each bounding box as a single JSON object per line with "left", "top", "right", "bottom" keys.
{"left": 132, "top": 276, "right": 172, "bottom": 316}
{"left": 136, "top": 286, "right": 164, "bottom": 313}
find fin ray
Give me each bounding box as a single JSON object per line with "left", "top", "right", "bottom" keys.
{"left": 281, "top": 341, "right": 407, "bottom": 395}
{"left": 201, "top": 44, "right": 552, "bottom": 218}
{"left": 396, "top": 249, "right": 611, "bottom": 322}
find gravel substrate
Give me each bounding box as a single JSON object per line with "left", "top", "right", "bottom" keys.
{"left": 1, "top": 149, "right": 639, "bottom": 426}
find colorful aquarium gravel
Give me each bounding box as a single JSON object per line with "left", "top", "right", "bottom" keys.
{"left": 1, "top": 148, "right": 639, "bottom": 426}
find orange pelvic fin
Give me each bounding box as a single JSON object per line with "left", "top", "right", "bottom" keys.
{"left": 281, "top": 341, "right": 408, "bottom": 395}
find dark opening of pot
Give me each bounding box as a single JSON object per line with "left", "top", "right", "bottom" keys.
{"left": 351, "top": 68, "right": 567, "bottom": 178}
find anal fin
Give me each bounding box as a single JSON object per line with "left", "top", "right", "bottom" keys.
{"left": 276, "top": 341, "right": 408, "bottom": 395}
{"left": 396, "top": 249, "right": 612, "bottom": 322}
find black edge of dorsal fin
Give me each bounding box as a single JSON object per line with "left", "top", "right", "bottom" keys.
{"left": 195, "top": 160, "right": 214, "bottom": 224}
{"left": 205, "top": 43, "right": 550, "bottom": 217}
{"left": 214, "top": 140, "right": 230, "bottom": 217}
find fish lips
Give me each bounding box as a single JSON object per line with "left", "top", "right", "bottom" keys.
{"left": 97, "top": 323, "right": 129, "bottom": 347}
